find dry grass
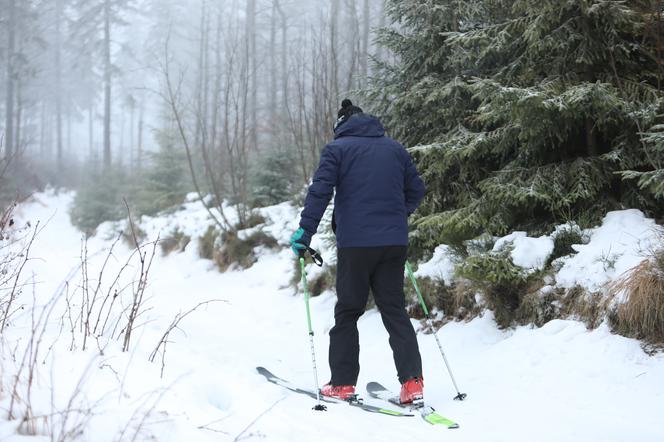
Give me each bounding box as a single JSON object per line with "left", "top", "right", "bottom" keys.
{"left": 556, "top": 286, "right": 608, "bottom": 329}
{"left": 160, "top": 228, "right": 190, "bottom": 256}
{"left": 608, "top": 255, "right": 664, "bottom": 344}
{"left": 291, "top": 261, "right": 337, "bottom": 298}
{"left": 405, "top": 277, "right": 480, "bottom": 325}
{"left": 214, "top": 230, "right": 278, "bottom": 271}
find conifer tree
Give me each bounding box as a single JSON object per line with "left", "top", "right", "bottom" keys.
{"left": 372, "top": 0, "right": 664, "bottom": 252}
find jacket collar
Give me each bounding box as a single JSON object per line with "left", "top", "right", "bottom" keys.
{"left": 334, "top": 113, "right": 386, "bottom": 139}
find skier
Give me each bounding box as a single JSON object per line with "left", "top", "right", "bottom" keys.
{"left": 290, "top": 99, "right": 426, "bottom": 405}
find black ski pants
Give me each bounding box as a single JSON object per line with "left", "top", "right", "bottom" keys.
{"left": 329, "top": 246, "right": 422, "bottom": 386}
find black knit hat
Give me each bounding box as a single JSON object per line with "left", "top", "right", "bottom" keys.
{"left": 334, "top": 99, "right": 363, "bottom": 130}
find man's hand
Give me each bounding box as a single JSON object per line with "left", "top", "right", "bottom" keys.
{"left": 290, "top": 227, "right": 312, "bottom": 258}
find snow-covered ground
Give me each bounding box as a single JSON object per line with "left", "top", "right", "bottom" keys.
{"left": 1, "top": 191, "right": 663, "bottom": 441}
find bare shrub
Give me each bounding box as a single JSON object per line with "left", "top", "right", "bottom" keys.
{"left": 148, "top": 299, "right": 226, "bottom": 378}
{"left": 120, "top": 199, "right": 159, "bottom": 352}
{"left": 1, "top": 220, "right": 40, "bottom": 331}
{"left": 7, "top": 279, "right": 65, "bottom": 426}
{"left": 456, "top": 247, "right": 530, "bottom": 328}
{"left": 0, "top": 200, "right": 17, "bottom": 236}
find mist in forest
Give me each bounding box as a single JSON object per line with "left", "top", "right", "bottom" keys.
{"left": 0, "top": 0, "right": 385, "bottom": 228}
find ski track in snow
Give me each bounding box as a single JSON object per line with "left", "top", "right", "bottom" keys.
{"left": 1, "top": 191, "right": 663, "bottom": 442}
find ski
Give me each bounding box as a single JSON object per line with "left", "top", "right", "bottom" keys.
{"left": 366, "top": 381, "right": 460, "bottom": 429}
{"left": 256, "top": 367, "right": 413, "bottom": 417}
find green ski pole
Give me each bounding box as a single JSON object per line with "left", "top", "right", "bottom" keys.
{"left": 300, "top": 256, "right": 327, "bottom": 411}
{"left": 405, "top": 261, "right": 467, "bottom": 401}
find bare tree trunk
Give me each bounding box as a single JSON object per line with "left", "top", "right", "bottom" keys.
{"left": 67, "top": 111, "right": 72, "bottom": 159}
{"left": 194, "top": 0, "right": 206, "bottom": 149}
{"left": 119, "top": 105, "right": 125, "bottom": 166}
{"left": 360, "top": 0, "right": 370, "bottom": 86}
{"left": 137, "top": 103, "right": 144, "bottom": 170}
{"left": 330, "top": 0, "right": 340, "bottom": 100}
{"left": 55, "top": 0, "right": 64, "bottom": 171}
{"left": 246, "top": 0, "right": 257, "bottom": 151}
{"left": 4, "top": 0, "right": 16, "bottom": 159}
{"left": 129, "top": 99, "right": 135, "bottom": 170}
{"left": 103, "top": 0, "right": 112, "bottom": 168}
{"left": 276, "top": 1, "right": 288, "bottom": 110}
{"left": 15, "top": 77, "right": 22, "bottom": 154}
{"left": 40, "top": 102, "right": 47, "bottom": 156}
{"left": 270, "top": 1, "right": 278, "bottom": 124}
{"left": 88, "top": 104, "right": 94, "bottom": 159}
{"left": 346, "top": 0, "right": 361, "bottom": 91}
{"left": 376, "top": 0, "right": 386, "bottom": 64}
{"left": 202, "top": 11, "right": 211, "bottom": 147}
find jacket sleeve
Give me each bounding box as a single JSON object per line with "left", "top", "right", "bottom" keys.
{"left": 299, "top": 144, "right": 339, "bottom": 235}
{"left": 403, "top": 149, "right": 426, "bottom": 216}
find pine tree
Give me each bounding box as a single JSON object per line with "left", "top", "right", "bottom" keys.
{"left": 372, "top": 0, "right": 664, "bottom": 252}
{"left": 250, "top": 147, "right": 298, "bottom": 207}
{"left": 132, "top": 128, "right": 189, "bottom": 216}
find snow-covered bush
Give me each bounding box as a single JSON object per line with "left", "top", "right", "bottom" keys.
{"left": 547, "top": 224, "right": 587, "bottom": 267}
{"left": 455, "top": 246, "right": 531, "bottom": 328}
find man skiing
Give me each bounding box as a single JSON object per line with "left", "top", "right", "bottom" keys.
{"left": 290, "top": 99, "right": 426, "bottom": 405}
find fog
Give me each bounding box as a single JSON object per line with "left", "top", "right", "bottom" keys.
{"left": 0, "top": 0, "right": 386, "bottom": 212}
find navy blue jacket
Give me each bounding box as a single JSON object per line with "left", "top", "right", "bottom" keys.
{"left": 299, "top": 114, "right": 426, "bottom": 248}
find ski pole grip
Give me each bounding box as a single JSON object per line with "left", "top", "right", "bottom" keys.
{"left": 306, "top": 246, "right": 324, "bottom": 267}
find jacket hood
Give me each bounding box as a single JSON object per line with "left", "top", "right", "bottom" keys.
{"left": 334, "top": 113, "right": 385, "bottom": 139}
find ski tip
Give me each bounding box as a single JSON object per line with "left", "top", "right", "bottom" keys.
{"left": 423, "top": 411, "right": 460, "bottom": 429}
{"left": 256, "top": 366, "right": 273, "bottom": 377}
{"left": 366, "top": 381, "right": 387, "bottom": 391}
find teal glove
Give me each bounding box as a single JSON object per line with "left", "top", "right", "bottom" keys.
{"left": 290, "top": 227, "right": 312, "bottom": 257}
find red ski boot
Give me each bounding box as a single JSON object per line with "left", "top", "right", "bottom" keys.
{"left": 320, "top": 383, "right": 355, "bottom": 400}
{"left": 399, "top": 377, "right": 424, "bottom": 404}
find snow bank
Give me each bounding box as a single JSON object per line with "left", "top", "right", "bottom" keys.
{"left": 556, "top": 209, "right": 663, "bottom": 292}
{"left": 414, "top": 244, "right": 456, "bottom": 284}
{"left": 415, "top": 209, "right": 662, "bottom": 296}
{"left": 492, "top": 231, "right": 554, "bottom": 271}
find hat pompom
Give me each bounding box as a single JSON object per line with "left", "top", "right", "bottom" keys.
{"left": 341, "top": 98, "right": 353, "bottom": 108}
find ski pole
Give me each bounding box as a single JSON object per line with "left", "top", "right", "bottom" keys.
{"left": 405, "top": 260, "right": 467, "bottom": 401}
{"left": 300, "top": 252, "right": 327, "bottom": 411}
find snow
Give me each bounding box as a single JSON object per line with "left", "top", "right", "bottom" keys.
{"left": 492, "top": 231, "right": 554, "bottom": 271}
{"left": 413, "top": 244, "right": 456, "bottom": 283}
{"left": 1, "top": 191, "right": 664, "bottom": 441}
{"left": 556, "top": 209, "right": 663, "bottom": 292}
{"left": 417, "top": 209, "right": 663, "bottom": 295}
